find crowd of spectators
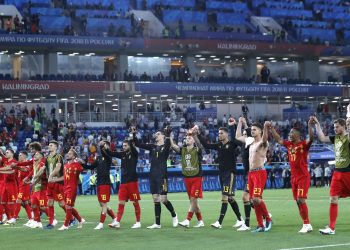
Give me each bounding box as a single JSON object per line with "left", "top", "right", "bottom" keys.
{"left": 0, "top": 101, "right": 338, "bottom": 190}
{"left": 1, "top": 0, "right": 349, "bottom": 46}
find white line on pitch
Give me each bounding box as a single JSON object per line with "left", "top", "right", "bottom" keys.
{"left": 277, "top": 243, "right": 350, "bottom": 250}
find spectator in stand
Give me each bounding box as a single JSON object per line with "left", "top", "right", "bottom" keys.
{"left": 324, "top": 164, "right": 332, "bottom": 187}
{"left": 242, "top": 104, "right": 249, "bottom": 118}
{"left": 282, "top": 167, "right": 290, "bottom": 188}
{"left": 23, "top": 106, "right": 29, "bottom": 117}
{"left": 314, "top": 164, "right": 323, "bottom": 187}
{"left": 199, "top": 102, "right": 206, "bottom": 110}
{"left": 208, "top": 115, "right": 213, "bottom": 129}
{"left": 89, "top": 173, "right": 97, "bottom": 195}
{"left": 269, "top": 167, "right": 277, "bottom": 189}
{"left": 50, "top": 105, "right": 56, "bottom": 119}
{"left": 222, "top": 115, "right": 227, "bottom": 127}
{"left": 30, "top": 107, "right": 36, "bottom": 120}
{"left": 260, "top": 64, "right": 270, "bottom": 83}
{"left": 6, "top": 17, "right": 12, "bottom": 32}
{"left": 13, "top": 15, "right": 20, "bottom": 32}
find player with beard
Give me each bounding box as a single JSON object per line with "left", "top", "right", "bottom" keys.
{"left": 106, "top": 138, "right": 141, "bottom": 229}
{"left": 198, "top": 122, "right": 244, "bottom": 229}
{"left": 81, "top": 142, "right": 117, "bottom": 230}
{"left": 0, "top": 149, "right": 18, "bottom": 225}
{"left": 13, "top": 151, "right": 33, "bottom": 226}
{"left": 268, "top": 118, "right": 314, "bottom": 233}
{"left": 52, "top": 149, "right": 85, "bottom": 231}
{"left": 170, "top": 126, "right": 205, "bottom": 228}
{"left": 236, "top": 117, "right": 272, "bottom": 233}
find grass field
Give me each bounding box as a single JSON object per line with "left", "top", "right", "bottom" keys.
{"left": 1, "top": 188, "right": 350, "bottom": 250}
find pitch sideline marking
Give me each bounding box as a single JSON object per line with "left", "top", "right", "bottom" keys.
{"left": 277, "top": 243, "right": 350, "bottom": 250}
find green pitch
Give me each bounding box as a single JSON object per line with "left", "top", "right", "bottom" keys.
{"left": 1, "top": 188, "right": 350, "bottom": 250}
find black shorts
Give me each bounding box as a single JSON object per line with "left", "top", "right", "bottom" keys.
{"left": 219, "top": 171, "right": 235, "bottom": 196}
{"left": 150, "top": 177, "right": 168, "bottom": 195}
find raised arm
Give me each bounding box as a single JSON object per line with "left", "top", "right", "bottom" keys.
{"left": 312, "top": 116, "right": 331, "bottom": 143}
{"left": 132, "top": 133, "right": 154, "bottom": 151}
{"left": 169, "top": 135, "right": 181, "bottom": 153}
{"left": 262, "top": 121, "right": 270, "bottom": 145}
{"left": 307, "top": 117, "right": 314, "bottom": 144}
{"left": 270, "top": 123, "right": 284, "bottom": 145}
{"left": 190, "top": 126, "right": 205, "bottom": 152}
{"left": 346, "top": 104, "right": 350, "bottom": 141}
{"left": 104, "top": 147, "right": 125, "bottom": 159}
{"left": 197, "top": 134, "right": 218, "bottom": 150}
{"left": 235, "top": 117, "right": 247, "bottom": 143}
{"left": 347, "top": 118, "right": 350, "bottom": 142}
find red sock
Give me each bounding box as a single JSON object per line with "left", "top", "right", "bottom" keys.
{"left": 8, "top": 203, "right": 15, "bottom": 219}
{"left": 40, "top": 208, "right": 49, "bottom": 217}
{"left": 329, "top": 203, "right": 338, "bottom": 230}
{"left": 61, "top": 205, "right": 73, "bottom": 220}
{"left": 4, "top": 204, "right": 10, "bottom": 219}
{"left": 117, "top": 204, "right": 125, "bottom": 222}
{"left": 133, "top": 202, "right": 141, "bottom": 222}
{"left": 72, "top": 208, "right": 82, "bottom": 222}
{"left": 64, "top": 208, "right": 72, "bottom": 227}
{"left": 298, "top": 203, "right": 310, "bottom": 224}
{"left": 14, "top": 203, "right": 22, "bottom": 219}
{"left": 33, "top": 207, "right": 41, "bottom": 222}
{"left": 0, "top": 203, "right": 4, "bottom": 216}
{"left": 24, "top": 204, "right": 32, "bottom": 219}
{"left": 100, "top": 213, "right": 107, "bottom": 223}
{"left": 196, "top": 212, "right": 202, "bottom": 221}
{"left": 187, "top": 211, "right": 194, "bottom": 221}
{"left": 254, "top": 203, "right": 264, "bottom": 227}
{"left": 259, "top": 200, "right": 271, "bottom": 222}
{"left": 48, "top": 206, "right": 55, "bottom": 224}
{"left": 107, "top": 208, "right": 116, "bottom": 219}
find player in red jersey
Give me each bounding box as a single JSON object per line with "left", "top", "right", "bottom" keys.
{"left": 0, "top": 149, "right": 18, "bottom": 225}
{"left": 52, "top": 149, "right": 85, "bottom": 230}
{"left": 12, "top": 142, "right": 47, "bottom": 227}
{"left": 0, "top": 149, "right": 7, "bottom": 223}
{"left": 28, "top": 151, "right": 47, "bottom": 229}
{"left": 16, "top": 142, "right": 42, "bottom": 172}
{"left": 12, "top": 151, "right": 33, "bottom": 225}
{"left": 106, "top": 138, "right": 142, "bottom": 229}
{"left": 269, "top": 118, "right": 314, "bottom": 233}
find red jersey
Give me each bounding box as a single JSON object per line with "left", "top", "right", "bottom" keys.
{"left": 18, "top": 157, "right": 46, "bottom": 180}
{"left": 64, "top": 162, "right": 83, "bottom": 191}
{"left": 283, "top": 140, "right": 311, "bottom": 179}
{"left": 0, "top": 156, "right": 5, "bottom": 183}
{"left": 2, "top": 158, "right": 18, "bottom": 183}
{"left": 17, "top": 162, "right": 32, "bottom": 186}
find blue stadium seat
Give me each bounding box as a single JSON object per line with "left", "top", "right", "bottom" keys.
{"left": 40, "top": 16, "right": 71, "bottom": 33}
